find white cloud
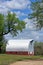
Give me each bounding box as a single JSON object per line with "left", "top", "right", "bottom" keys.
{"left": 31, "top": 31, "right": 39, "bottom": 39}
{"left": 24, "top": 18, "right": 35, "bottom": 30}
{"left": 24, "top": 18, "right": 31, "bottom": 28}
{"left": 15, "top": 11, "right": 27, "bottom": 18}
{"left": 28, "top": 5, "right": 30, "bottom": 9}
{"left": 0, "top": 2, "right": 10, "bottom": 14}
{"left": 0, "top": 0, "right": 30, "bottom": 9}
{"left": 0, "top": 0, "right": 43, "bottom": 42}
{"left": 4, "top": 33, "right": 14, "bottom": 41}
{"left": 36, "top": 36, "right": 39, "bottom": 40}
{"left": 24, "top": 18, "right": 43, "bottom": 41}
{"left": 0, "top": 0, "right": 30, "bottom": 14}
{"left": 0, "top": 6, "right": 9, "bottom": 14}
{"left": 4, "top": 18, "right": 43, "bottom": 42}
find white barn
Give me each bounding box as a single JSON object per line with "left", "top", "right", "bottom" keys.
{"left": 6, "top": 39, "right": 34, "bottom": 55}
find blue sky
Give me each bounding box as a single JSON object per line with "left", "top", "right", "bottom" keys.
{"left": 0, "top": 0, "right": 43, "bottom": 42}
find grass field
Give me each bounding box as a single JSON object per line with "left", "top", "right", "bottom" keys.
{"left": 0, "top": 54, "right": 43, "bottom": 65}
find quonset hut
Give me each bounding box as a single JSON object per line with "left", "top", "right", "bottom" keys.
{"left": 6, "top": 39, "right": 34, "bottom": 55}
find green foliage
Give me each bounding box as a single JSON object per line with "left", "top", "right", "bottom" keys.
{"left": 34, "top": 41, "right": 43, "bottom": 55}
{"left": 0, "top": 39, "right": 6, "bottom": 53}
{"left": 4, "top": 11, "right": 26, "bottom": 36}
{"left": 28, "top": 0, "right": 43, "bottom": 29}
{"left": 1, "top": 43, "right": 6, "bottom": 53}
{"left": 0, "top": 12, "right": 26, "bottom": 53}
{"left": 0, "top": 14, "right": 4, "bottom": 41}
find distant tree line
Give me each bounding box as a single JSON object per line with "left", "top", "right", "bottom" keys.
{"left": 34, "top": 41, "right": 43, "bottom": 55}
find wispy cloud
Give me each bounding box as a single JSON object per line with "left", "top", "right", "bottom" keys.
{"left": 3, "top": 0, "right": 30, "bottom": 9}
{"left": 15, "top": 11, "right": 27, "bottom": 18}
{"left": 0, "top": 0, "right": 30, "bottom": 14}
{"left": 4, "top": 17, "right": 43, "bottom": 42}
{"left": 0, "top": 0, "right": 31, "bottom": 19}
{"left": 0, "top": 0, "right": 43, "bottom": 42}
{"left": 24, "top": 18, "right": 35, "bottom": 30}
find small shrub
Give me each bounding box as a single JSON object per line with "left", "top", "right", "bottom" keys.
{"left": 1, "top": 43, "right": 6, "bottom": 53}
{"left": 34, "top": 42, "right": 43, "bottom": 55}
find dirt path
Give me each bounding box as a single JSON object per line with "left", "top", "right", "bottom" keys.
{"left": 10, "top": 60, "right": 43, "bottom": 65}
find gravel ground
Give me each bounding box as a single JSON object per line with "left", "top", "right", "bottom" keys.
{"left": 10, "top": 60, "right": 43, "bottom": 65}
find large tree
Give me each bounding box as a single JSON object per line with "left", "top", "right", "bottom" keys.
{"left": 0, "top": 12, "right": 26, "bottom": 53}
{"left": 0, "top": 14, "right": 4, "bottom": 41}
{"left": 3, "top": 12, "right": 25, "bottom": 35}
{"left": 28, "top": 0, "right": 43, "bottom": 30}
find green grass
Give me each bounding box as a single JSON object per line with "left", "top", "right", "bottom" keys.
{"left": 0, "top": 54, "right": 43, "bottom": 65}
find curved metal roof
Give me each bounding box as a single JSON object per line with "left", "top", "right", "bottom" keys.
{"left": 6, "top": 39, "right": 33, "bottom": 52}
